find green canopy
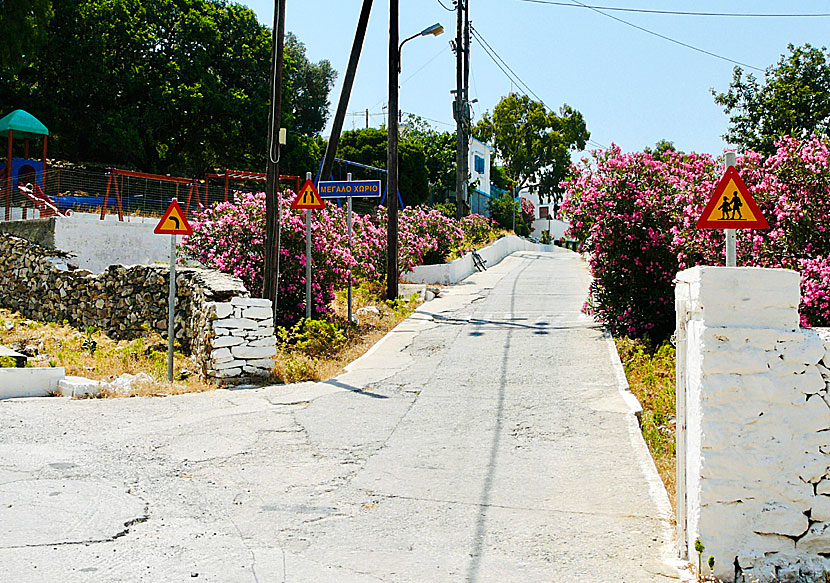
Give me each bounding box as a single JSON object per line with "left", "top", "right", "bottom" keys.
{"left": 0, "top": 109, "right": 49, "bottom": 139}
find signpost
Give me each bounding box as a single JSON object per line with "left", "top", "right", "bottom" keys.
{"left": 153, "top": 199, "right": 193, "bottom": 382}
{"left": 318, "top": 177, "right": 380, "bottom": 323}
{"left": 696, "top": 151, "right": 768, "bottom": 267}
{"left": 291, "top": 174, "right": 325, "bottom": 319}
{"left": 318, "top": 179, "right": 382, "bottom": 198}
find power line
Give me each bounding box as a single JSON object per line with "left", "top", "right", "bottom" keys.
{"left": 563, "top": 0, "right": 764, "bottom": 71}
{"left": 400, "top": 45, "right": 449, "bottom": 85}
{"left": 436, "top": 0, "right": 455, "bottom": 11}
{"left": 471, "top": 27, "right": 543, "bottom": 102}
{"left": 471, "top": 27, "right": 608, "bottom": 149}
{"left": 516, "top": 0, "right": 830, "bottom": 18}
{"left": 402, "top": 111, "right": 455, "bottom": 128}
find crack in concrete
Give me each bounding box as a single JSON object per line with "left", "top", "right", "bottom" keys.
{"left": 361, "top": 489, "right": 671, "bottom": 523}
{"left": 0, "top": 506, "right": 149, "bottom": 550}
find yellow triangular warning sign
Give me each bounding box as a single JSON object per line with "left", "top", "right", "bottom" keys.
{"left": 154, "top": 199, "right": 193, "bottom": 235}
{"left": 291, "top": 179, "right": 325, "bottom": 210}
{"left": 697, "top": 166, "right": 768, "bottom": 229}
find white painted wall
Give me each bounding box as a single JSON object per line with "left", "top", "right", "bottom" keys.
{"left": 530, "top": 217, "right": 570, "bottom": 240}
{"left": 0, "top": 368, "right": 66, "bottom": 399}
{"left": 53, "top": 212, "right": 170, "bottom": 273}
{"left": 677, "top": 266, "right": 830, "bottom": 582}
{"left": 401, "top": 235, "right": 555, "bottom": 285}
{"left": 469, "top": 137, "right": 491, "bottom": 195}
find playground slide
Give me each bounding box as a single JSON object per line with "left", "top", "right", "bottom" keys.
{"left": 16, "top": 183, "right": 66, "bottom": 218}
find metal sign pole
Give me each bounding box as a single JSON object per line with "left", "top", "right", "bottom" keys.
{"left": 305, "top": 171, "right": 313, "bottom": 320}
{"left": 167, "top": 232, "right": 176, "bottom": 382}
{"left": 724, "top": 151, "right": 737, "bottom": 267}
{"left": 347, "top": 172, "right": 353, "bottom": 323}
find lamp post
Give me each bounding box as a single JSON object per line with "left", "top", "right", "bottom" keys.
{"left": 386, "top": 19, "right": 443, "bottom": 300}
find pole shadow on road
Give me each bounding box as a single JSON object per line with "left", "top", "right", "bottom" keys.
{"left": 321, "top": 379, "right": 389, "bottom": 399}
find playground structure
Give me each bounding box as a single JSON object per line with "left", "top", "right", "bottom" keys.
{"left": 96, "top": 168, "right": 302, "bottom": 220}
{"left": 0, "top": 108, "right": 389, "bottom": 223}
{"left": 0, "top": 109, "right": 66, "bottom": 221}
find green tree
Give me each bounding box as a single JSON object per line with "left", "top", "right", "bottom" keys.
{"left": 489, "top": 192, "right": 531, "bottom": 236}
{"left": 473, "top": 93, "right": 589, "bottom": 204}
{"left": 489, "top": 163, "right": 514, "bottom": 193}
{"left": 0, "top": 0, "right": 52, "bottom": 75}
{"left": 336, "top": 128, "right": 429, "bottom": 206}
{"left": 400, "top": 114, "right": 456, "bottom": 202}
{"left": 643, "top": 139, "right": 679, "bottom": 161}
{"left": 0, "top": 0, "right": 335, "bottom": 176}
{"left": 713, "top": 44, "right": 830, "bottom": 155}
{"left": 284, "top": 32, "right": 336, "bottom": 136}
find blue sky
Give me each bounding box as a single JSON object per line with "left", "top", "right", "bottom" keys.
{"left": 243, "top": 0, "right": 830, "bottom": 157}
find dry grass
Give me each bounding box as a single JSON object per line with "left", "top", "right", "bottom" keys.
{"left": 1, "top": 281, "right": 422, "bottom": 396}
{"left": 615, "top": 336, "right": 677, "bottom": 511}
{"left": 272, "top": 281, "right": 422, "bottom": 384}
{"left": 0, "top": 308, "right": 215, "bottom": 396}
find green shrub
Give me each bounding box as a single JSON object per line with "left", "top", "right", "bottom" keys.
{"left": 277, "top": 318, "right": 347, "bottom": 357}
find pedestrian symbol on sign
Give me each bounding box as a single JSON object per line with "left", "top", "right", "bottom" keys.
{"left": 696, "top": 166, "right": 768, "bottom": 229}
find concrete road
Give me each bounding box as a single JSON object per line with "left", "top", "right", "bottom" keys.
{"left": 0, "top": 249, "right": 680, "bottom": 582}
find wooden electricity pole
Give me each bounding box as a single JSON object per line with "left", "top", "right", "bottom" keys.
{"left": 319, "top": 0, "right": 374, "bottom": 184}
{"left": 264, "top": 0, "right": 287, "bottom": 313}
{"left": 386, "top": 0, "right": 400, "bottom": 300}
{"left": 454, "top": 0, "right": 470, "bottom": 219}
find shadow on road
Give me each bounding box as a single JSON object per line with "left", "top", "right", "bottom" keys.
{"left": 321, "top": 378, "right": 389, "bottom": 399}
{"left": 465, "top": 257, "right": 533, "bottom": 583}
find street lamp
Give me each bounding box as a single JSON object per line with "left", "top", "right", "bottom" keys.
{"left": 387, "top": 18, "right": 443, "bottom": 301}
{"left": 398, "top": 23, "right": 444, "bottom": 71}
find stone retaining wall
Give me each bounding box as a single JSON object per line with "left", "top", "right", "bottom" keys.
{"left": 0, "top": 234, "right": 276, "bottom": 381}
{"left": 677, "top": 266, "right": 830, "bottom": 582}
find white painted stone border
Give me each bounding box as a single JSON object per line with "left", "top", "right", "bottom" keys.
{"left": 401, "top": 235, "right": 556, "bottom": 285}
{"left": 605, "top": 331, "right": 694, "bottom": 581}
{"left": 0, "top": 368, "right": 66, "bottom": 400}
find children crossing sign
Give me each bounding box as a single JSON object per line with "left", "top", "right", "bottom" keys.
{"left": 697, "top": 166, "right": 768, "bottom": 229}
{"left": 291, "top": 179, "right": 325, "bottom": 210}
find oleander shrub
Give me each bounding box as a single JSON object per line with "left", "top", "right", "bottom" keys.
{"left": 562, "top": 136, "right": 830, "bottom": 339}
{"left": 183, "top": 192, "right": 500, "bottom": 326}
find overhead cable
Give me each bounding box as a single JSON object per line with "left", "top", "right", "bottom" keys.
{"left": 517, "top": 0, "right": 830, "bottom": 18}
{"left": 471, "top": 26, "right": 608, "bottom": 148}
{"left": 562, "top": 0, "right": 764, "bottom": 71}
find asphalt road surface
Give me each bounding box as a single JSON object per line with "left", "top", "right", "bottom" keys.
{"left": 0, "top": 248, "right": 679, "bottom": 582}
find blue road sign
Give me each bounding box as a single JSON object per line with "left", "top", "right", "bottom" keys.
{"left": 318, "top": 180, "right": 382, "bottom": 198}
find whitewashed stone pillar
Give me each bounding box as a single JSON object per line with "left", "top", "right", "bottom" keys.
{"left": 677, "top": 266, "right": 830, "bottom": 582}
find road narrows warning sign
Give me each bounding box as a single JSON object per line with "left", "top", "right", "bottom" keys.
{"left": 154, "top": 199, "right": 193, "bottom": 235}
{"left": 291, "top": 179, "right": 325, "bottom": 210}
{"left": 697, "top": 166, "right": 768, "bottom": 229}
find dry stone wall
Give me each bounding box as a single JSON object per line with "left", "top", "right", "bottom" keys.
{"left": 677, "top": 266, "right": 830, "bottom": 583}
{"left": 0, "top": 234, "right": 276, "bottom": 381}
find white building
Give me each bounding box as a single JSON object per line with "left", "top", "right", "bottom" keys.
{"left": 520, "top": 185, "right": 571, "bottom": 241}
{"left": 468, "top": 137, "right": 492, "bottom": 215}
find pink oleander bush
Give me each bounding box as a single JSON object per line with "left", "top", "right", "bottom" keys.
{"left": 182, "top": 191, "right": 498, "bottom": 326}
{"left": 460, "top": 213, "right": 500, "bottom": 249}
{"left": 562, "top": 136, "right": 830, "bottom": 339}
{"left": 181, "top": 191, "right": 355, "bottom": 327}
{"left": 520, "top": 197, "right": 535, "bottom": 228}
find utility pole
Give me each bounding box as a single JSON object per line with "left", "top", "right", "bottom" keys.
{"left": 264, "top": 0, "right": 286, "bottom": 315}
{"left": 319, "top": 0, "right": 374, "bottom": 184}
{"left": 386, "top": 0, "right": 400, "bottom": 300}
{"left": 453, "top": 0, "right": 470, "bottom": 219}
{"left": 463, "top": 0, "right": 470, "bottom": 212}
